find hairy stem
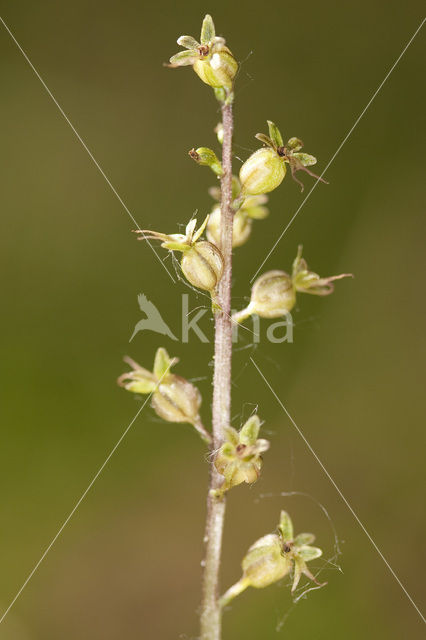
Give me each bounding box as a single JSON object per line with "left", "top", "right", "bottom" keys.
{"left": 200, "top": 100, "right": 234, "bottom": 640}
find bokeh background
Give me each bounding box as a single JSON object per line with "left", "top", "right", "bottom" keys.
{"left": 1, "top": 1, "right": 425, "bottom": 638}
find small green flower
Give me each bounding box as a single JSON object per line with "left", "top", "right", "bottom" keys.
{"left": 232, "top": 246, "right": 352, "bottom": 323}
{"left": 117, "top": 348, "right": 211, "bottom": 444}
{"left": 220, "top": 510, "right": 325, "bottom": 608}
{"left": 213, "top": 415, "right": 270, "bottom": 497}
{"left": 277, "top": 510, "right": 325, "bottom": 593}
{"left": 239, "top": 120, "right": 327, "bottom": 195}
{"left": 135, "top": 217, "right": 224, "bottom": 307}
{"left": 291, "top": 245, "right": 352, "bottom": 295}
{"left": 168, "top": 15, "right": 238, "bottom": 95}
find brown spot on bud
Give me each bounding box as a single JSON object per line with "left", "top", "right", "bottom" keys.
{"left": 189, "top": 148, "right": 200, "bottom": 161}
{"left": 198, "top": 44, "right": 210, "bottom": 57}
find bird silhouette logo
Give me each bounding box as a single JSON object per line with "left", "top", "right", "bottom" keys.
{"left": 129, "top": 293, "right": 178, "bottom": 342}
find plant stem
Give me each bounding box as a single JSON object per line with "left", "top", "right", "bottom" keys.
{"left": 200, "top": 100, "right": 234, "bottom": 640}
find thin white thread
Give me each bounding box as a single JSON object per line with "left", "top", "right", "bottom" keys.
{"left": 251, "top": 17, "right": 426, "bottom": 282}
{"left": 250, "top": 357, "right": 426, "bottom": 624}
{"left": 0, "top": 16, "right": 176, "bottom": 283}
{"left": 0, "top": 363, "right": 174, "bottom": 624}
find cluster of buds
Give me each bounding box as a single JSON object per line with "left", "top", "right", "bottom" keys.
{"left": 189, "top": 143, "right": 270, "bottom": 249}
{"left": 207, "top": 180, "right": 269, "bottom": 248}
{"left": 168, "top": 14, "right": 238, "bottom": 100}
{"left": 117, "top": 347, "right": 211, "bottom": 444}
{"left": 239, "top": 121, "right": 327, "bottom": 194}
{"left": 220, "top": 510, "right": 325, "bottom": 607}
{"left": 233, "top": 246, "right": 352, "bottom": 323}
{"left": 212, "top": 415, "right": 270, "bottom": 497}
{"left": 135, "top": 217, "right": 224, "bottom": 308}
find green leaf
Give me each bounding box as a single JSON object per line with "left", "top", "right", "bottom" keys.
{"left": 177, "top": 35, "right": 199, "bottom": 49}
{"left": 291, "top": 152, "right": 317, "bottom": 167}
{"left": 267, "top": 121, "right": 284, "bottom": 148}
{"left": 200, "top": 14, "right": 215, "bottom": 44}
{"left": 294, "top": 532, "right": 315, "bottom": 546}
{"left": 169, "top": 50, "right": 197, "bottom": 67}
{"left": 239, "top": 415, "right": 261, "bottom": 445}
{"left": 224, "top": 426, "right": 240, "bottom": 446}
{"left": 193, "top": 215, "right": 210, "bottom": 242}
{"left": 278, "top": 510, "right": 294, "bottom": 542}
{"left": 185, "top": 218, "right": 197, "bottom": 241}
{"left": 161, "top": 240, "right": 190, "bottom": 252}
{"left": 297, "top": 545, "right": 323, "bottom": 562}
{"left": 125, "top": 378, "right": 157, "bottom": 394}
{"left": 286, "top": 137, "right": 303, "bottom": 151}
{"left": 255, "top": 133, "right": 275, "bottom": 148}
{"left": 153, "top": 347, "right": 176, "bottom": 379}
{"left": 244, "top": 205, "right": 269, "bottom": 220}
{"left": 291, "top": 245, "right": 307, "bottom": 276}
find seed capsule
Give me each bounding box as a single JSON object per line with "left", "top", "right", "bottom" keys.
{"left": 151, "top": 374, "right": 202, "bottom": 425}
{"left": 233, "top": 270, "right": 296, "bottom": 324}
{"left": 181, "top": 241, "right": 224, "bottom": 293}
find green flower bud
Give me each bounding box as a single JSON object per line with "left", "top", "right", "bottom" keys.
{"left": 232, "top": 247, "right": 352, "bottom": 324}
{"left": 233, "top": 270, "right": 296, "bottom": 324}
{"left": 242, "top": 534, "right": 291, "bottom": 588}
{"left": 213, "top": 416, "right": 270, "bottom": 496}
{"left": 239, "top": 147, "right": 286, "bottom": 195}
{"left": 117, "top": 348, "right": 211, "bottom": 444}
{"left": 135, "top": 216, "right": 224, "bottom": 307}
{"left": 220, "top": 510, "right": 326, "bottom": 607}
{"left": 193, "top": 48, "right": 238, "bottom": 91}
{"left": 168, "top": 15, "right": 238, "bottom": 96}
{"left": 189, "top": 147, "right": 222, "bottom": 176}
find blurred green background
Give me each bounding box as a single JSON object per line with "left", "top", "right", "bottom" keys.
{"left": 1, "top": 1, "right": 425, "bottom": 638}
